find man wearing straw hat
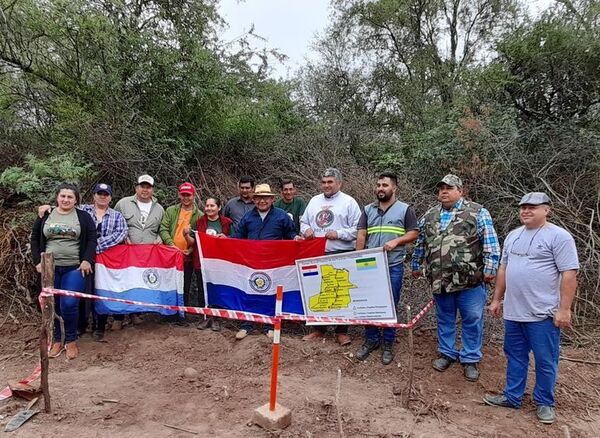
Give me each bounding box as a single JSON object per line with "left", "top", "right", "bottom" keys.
{"left": 232, "top": 183, "right": 298, "bottom": 340}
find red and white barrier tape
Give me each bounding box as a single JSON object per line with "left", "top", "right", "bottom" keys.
{"left": 41, "top": 287, "right": 434, "bottom": 329}
{"left": 0, "top": 365, "right": 42, "bottom": 401}
{"left": 41, "top": 288, "right": 276, "bottom": 324}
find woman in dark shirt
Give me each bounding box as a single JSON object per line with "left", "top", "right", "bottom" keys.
{"left": 31, "top": 183, "right": 97, "bottom": 360}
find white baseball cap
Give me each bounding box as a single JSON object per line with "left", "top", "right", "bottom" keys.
{"left": 137, "top": 174, "right": 155, "bottom": 186}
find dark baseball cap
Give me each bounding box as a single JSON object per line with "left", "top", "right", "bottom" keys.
{"left": 94, "top": 183, "right": 112, "bottom": 195}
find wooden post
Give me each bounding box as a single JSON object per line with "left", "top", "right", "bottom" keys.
{"left": 403, "top": 305, "right": 414, "bottom": 409}
{"left": 40, "top": 253, "right": 55, "bottom": 413}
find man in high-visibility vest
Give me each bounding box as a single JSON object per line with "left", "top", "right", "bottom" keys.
{"left": 355, "top": 172, "right": 418, "bottom": 364}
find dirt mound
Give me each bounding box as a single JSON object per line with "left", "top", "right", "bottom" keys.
{"left": 1, "top": 320, "right": 599, "bottom": 437}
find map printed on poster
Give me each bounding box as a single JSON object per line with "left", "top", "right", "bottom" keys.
{"left": 296, "top": 248, "right": 397, "bottom": 324}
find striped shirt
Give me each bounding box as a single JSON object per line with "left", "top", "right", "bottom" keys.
{"left": 79, "top": 204, "right": 128, "bottom": 254}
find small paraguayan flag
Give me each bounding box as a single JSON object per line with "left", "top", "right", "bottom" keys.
{"left": 356, "top": 256, "right": 377, "bottom": 271}
{"left": 95, "top": 244, "right": 184, "bottom": 315}
{"left": 301, "top": 265, "right": 319, "bottom": 277}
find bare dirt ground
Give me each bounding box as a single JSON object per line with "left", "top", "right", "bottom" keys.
{"left": 1, "top": 317, "right": 600, "bottom": 438}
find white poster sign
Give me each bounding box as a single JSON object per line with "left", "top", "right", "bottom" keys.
{"left": 296, "top": 248, "right": 397, "bottom": 324}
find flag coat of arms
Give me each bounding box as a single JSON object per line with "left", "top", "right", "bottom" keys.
{"left": 95, "top": 244, "right": 184, "bottom": 315}
{"left": 198, "top": 233, "right": 326, "bottom": 316}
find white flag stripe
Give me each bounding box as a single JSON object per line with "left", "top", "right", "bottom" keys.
{"left": 202, "top": 258, "right": 299, "bottom": 296}
{"left": 95, "top": 264, "right": 184, "bottom": 294}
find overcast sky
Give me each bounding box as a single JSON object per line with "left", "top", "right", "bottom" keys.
{"left": 217, "top": 0, "right": 555, "bottom": 79}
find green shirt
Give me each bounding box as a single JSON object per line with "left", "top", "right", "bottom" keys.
{"left": 274, "top": 197, "right": 306, "bottom": 234}
{"left": 43, "top": 209, "right": 81, "bottom": 266}
{"left": 206, "top": 219, "right": 223, "bottom": 236}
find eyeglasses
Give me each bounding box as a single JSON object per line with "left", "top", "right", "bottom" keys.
{"left": 509, "top": 226, "right": 543, "bottom": 257}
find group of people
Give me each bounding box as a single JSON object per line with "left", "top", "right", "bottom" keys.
{"left": 31, "top": 169, "right": 579, "bottom": 425}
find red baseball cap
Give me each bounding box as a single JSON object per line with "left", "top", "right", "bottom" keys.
{"left": 178, "top": 182, "right": 196, "bottom": 195}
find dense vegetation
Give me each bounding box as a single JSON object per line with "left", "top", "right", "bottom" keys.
{"left": 0, "top": 0, "right": 598, "bottom": 339}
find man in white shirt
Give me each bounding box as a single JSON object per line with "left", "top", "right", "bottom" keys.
{"left": 300, "top": 168, "right": 361, "bottom": 345}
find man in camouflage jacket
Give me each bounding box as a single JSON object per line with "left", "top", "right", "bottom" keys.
{"left": 411, "top": 174, "right": 500, "bottom": 381}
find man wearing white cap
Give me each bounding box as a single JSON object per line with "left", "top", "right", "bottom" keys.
{"left": 113, "top": 174, "right": 165, "bottom": 327}
{"left": 484, "top": 192, "right": 579, "bottom": 424}
{"left": 114, "top": 174, "right": 164, "bottom": 245}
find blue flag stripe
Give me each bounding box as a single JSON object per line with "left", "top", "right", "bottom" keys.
{"left": 95, "top": 288, "right": 182, "bottom": 315}
{"left": 206, "top": 283, "right": 304, "bottom": 316}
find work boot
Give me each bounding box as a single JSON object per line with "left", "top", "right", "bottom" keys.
{"left": 131, "top": 314, "right": 143, "bottom": 325}
{"left": 381, "top": 342, "right": 394, "bottom": 365}
{"left": 211, "top": 319, "right": 222, "bottom": 332}
{"left": 302, "top": 331, "right": 324, "bottom": 342}
{"left": 92, "top": 330, "right": 104, "bottom": 342}
{"left": 197, "top": 318, "right": 212, "bottom": 330}
{"left": 335, "top": 333, "right": 352, "bottom": 346}
{"left": 356, "top": 340, "right": 380, "bottom": 361}
{"left": 463, "top": 363, "right": 480, "bottom": 381}
{"left": 48, "top": 342, "right": 63, "bottom": 358}
{"left": 65, "top": 342, "right": 79, "bottom": 360}
{"left": 111, "top": 320, "right": 123, "bottom": 331}
{"left": 483, "top": 394, "right": 517, "bottom": 409}
{"left": 432, "top": 355, "right": 455, "bottom": 371}
{"left": 537, "top": 406, "right": 556, "bottom": 424}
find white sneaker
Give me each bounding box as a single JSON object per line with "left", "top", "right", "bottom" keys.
{"left": 235, "top": 329, "right": 249, "bottom": 340}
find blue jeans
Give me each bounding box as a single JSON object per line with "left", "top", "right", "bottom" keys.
{"left": 503, "top": 318, "right": 560, "bottom": 408}
{"left": 53, "top": 266, "right": 86, "bottom": 343}
{"left": 365, "top": 263, "right": 404, "bottom": 343}
{"left": 433, "top": 283, "right": 487, "bottom": 363}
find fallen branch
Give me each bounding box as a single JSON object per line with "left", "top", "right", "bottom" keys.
{"left": 162, "top": 423, "right": 199, "bottom": 435}
{"left": 560, "top": 356, "right": 600, "bottom": 365}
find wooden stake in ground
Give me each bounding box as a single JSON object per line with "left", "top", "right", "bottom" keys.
{"left": 39, "top": 253, "right": 55, "bottom": 413}
{"left": 335, "top": 368, "right": 345, "bottom": 438}
{"left": 403, "top": 305, "right": 414, "bottom": 409}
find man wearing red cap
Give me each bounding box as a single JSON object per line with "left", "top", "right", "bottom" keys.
{"left": 160, "top": 183, "right": 203, "bottom": 321}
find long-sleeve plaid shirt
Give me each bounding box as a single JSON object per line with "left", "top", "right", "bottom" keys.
{"left": 79, "top": 204, "right": 128, "bottom": 254}
{"left": 411, "top": 198, "right": 500, "bottom": 275}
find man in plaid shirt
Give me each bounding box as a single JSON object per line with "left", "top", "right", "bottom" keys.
{"left": 411, "top": 174, "right": 500, "bottom": 382}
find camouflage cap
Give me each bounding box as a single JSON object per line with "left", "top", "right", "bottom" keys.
{"left": 519, "top": 192, "right": 551, "bottom": 206}
{"left": 436, "top": 174, "right": 463, "bottom": 188}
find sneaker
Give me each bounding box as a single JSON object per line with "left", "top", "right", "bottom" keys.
{"left": 483, "top": 394, "right": 517, "bottom": 408}
{"left": 335, "top": 333, "right": 352, "bottom": 346}
{"left": 537, "top": 406, "right": 556, "bottom": 424}
{"left": 197, "top": 318, "right": 212, "bottom": 330}
{"left": 356, "top": 340, "right": 380, "bottom": 361}
{"left": 265, "top": 330, "right": 275, "bottom": 340}
{"left": 211, "top": 319, "right": 222, "bottom": 332}
{"left": 235, "top": 329, "right": 249, "bottom": 340}
{"left": 48, "top": 342, "right": 63, "bottom": 358}
{"left": 302, "top": 331, "right": 324, "bottom": 342}
{"left": 65, "top": 342, "right": 79, "bottom": 360}
{"left": 92, "top": 331, "right": 105, "bottom": 342}
{"left": 131, "top": 314, "right": 143, "bottom": 325}
{"left": 381, "top": 342, "right": 394, "bottom": 365}
{"left": 432, "top": 355, "right": 455, "bottom": 372}
{"left": 463, "top": 363, "right": 480, "bottom": 381}
{"left": 111, "top": 320, "right": 123, "bottom": 331}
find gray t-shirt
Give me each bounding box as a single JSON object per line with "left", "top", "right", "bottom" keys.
{"left": 43, "top": 209, "right": 81, "bottom": 267}
{"left": 223, "top": 197, "right": 255, "bottom": 232}
{"left": 502, "top": 223, "right": 579, "bottom": 322}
